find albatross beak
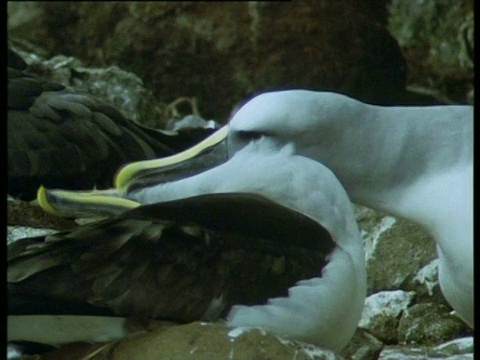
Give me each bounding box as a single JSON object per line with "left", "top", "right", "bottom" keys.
{"left": 36, "top": 185, "right": 141, "bottom": 217}
{"left": 114, "top": 125, "right": 230, "bottom": 192}
{"left": 36, "top": 126, "right": 230, "bottom": 217}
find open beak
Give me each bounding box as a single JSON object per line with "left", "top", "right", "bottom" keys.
{"left": 115, "top": 125, "right": 229, "bottom": 192}
{"left": 36, "top": 185, "right": 141, "bottom": 218}
{"left": 36, "top": 126, "right": 230, "bottom": 217}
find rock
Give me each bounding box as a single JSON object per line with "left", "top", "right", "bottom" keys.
{"left": 378, "top": 344, "right": 473, "bottom": 360}
{"left": 38, "top": 322, "right": 343, "bottom": 360}
{"left": 8, "top": 198, "right": 77, "bottom": 232}
{"left": 7, "top": 226, "right": 57, "bottom": 246}
{"left": 8, "top": 2, "right": 409, "bottom": 121}
{"left": 434, "top": 337, "right": 474, "bottom": 355}
{"left": 388, "top": 0, "right": 474, "bottom": 104}
{"left": 354, "top": 206, "right": 396, "bottom": 265}
{"left": 355, "top": 206, "right": 438, "bottom": 296}
{"left": 166, "top": 114, "right": 221, "bottom": 132}
{"left": 398, "top": 303, "right": 470, "bottom": 345}
{"left": 340, "top": 328, "right": 384, "bottom": 360}
{"left": 408, "top": 259, "right": 447, "bottom": 306}
{"left": 358, "top": 290, "right": 415, "bottom": 343}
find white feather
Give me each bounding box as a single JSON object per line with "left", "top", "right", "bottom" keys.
{"left": 229, "top": 90, "right": 473, "bottom": 327}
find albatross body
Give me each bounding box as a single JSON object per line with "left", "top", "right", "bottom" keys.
{"left": 114, "top": 90, "right": 472, "bottom": 328}
{"left": 224, "top": 90, "right": 473, "bottom": 328}
{"left": 9, "top": 139, "right": 366, "bottom": 352}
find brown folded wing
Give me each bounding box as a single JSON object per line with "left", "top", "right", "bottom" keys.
{"left": 9, "top": 193, "right": 335, "bottom": 323}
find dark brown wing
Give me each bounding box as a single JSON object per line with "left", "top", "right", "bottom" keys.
{"left": 8, "top": 193, "right": 334, "bottom": 323}
{"left": 7, "top": 49, "right": 215, "bottom": 200}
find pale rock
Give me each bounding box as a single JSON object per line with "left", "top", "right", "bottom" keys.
{"left": 340, "top": 328, "right": 384, "bottom": 360}
{"left": 7, "top": 226, "right": 57, "bottom": 245}
{"left": 354, "top": 207, "right": 437, "bottom": 294}
{"left": 398, "top": 303, "right": 470, "bottom": 345}
{"left": 378, "top": 345, "right": 473, "bottom": 360}
{"left": 358, "top": 290, "right": 415, "bottom": 342}
{"left": 412, "top": 259, "right": 439, "bottom": 296}
{"left": 434, "top": 337, "right": 474, "bottom": 354}
{"left": 408, "top": 258, "right": 445, "bottom": 305}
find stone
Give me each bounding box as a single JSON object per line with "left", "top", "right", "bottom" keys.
{"left": 7, "top": 226, "right": 57, "bottom": 246}
{"left": 407, "top": 259, "right": 448, "bottom": 306}
{"left": 8, "top": 198, "right": 77, "bottom": 232}
{"left": 434, "top": 337, "right": 474, "bottom": 355}
{"left": 378, "top": 345, "right": 473, "bottom": 360}
{"left": 8, "top": 2, "right": 408, "bottom": 121}
{"left": 358, "top": 290, "right": 415, "bottom": 343}
{"left": 340, "top": 328, "right": 384, "bottom": 360}
{"left": 38, "top": 322, "right": 343, "bottom": 360}
{"left": 354, "top": 206, "right": 438, "bottom": 296}
{"left": 388, "top": 0, "right": 474, "bottom": 104}
{"left": 398, "top": 303, "right": 471, "bottom": 346}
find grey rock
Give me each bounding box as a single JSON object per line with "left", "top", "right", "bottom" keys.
{"left": 9, "top": 2, "right": 409, "bottom": 121}
{"left": 166, "top": 114, "right": 221, "bottom": 132}
{"left": 398, "top": 303, "right": 469, "bottom": 346}
{"left": 388, "top": 0, "right": 474, "bottom": 104}
{"left": 355, "top": 206, "right": 437, "bottom": 296}
{"left": 340, "top": 328, "right": 384, "bottom": 360}
{"left": 407, "top": 259, "right": 450, "bottom": 307}
{"left": 8, "top": 226, "right": 57, "bottom": 246}
{"left": 411, "top": 259, "right": 440, "bottom": 296}
{"left": 359, "top": 290, "right": 415, "bottom": 343}
{"left": 434, "top": 337, "right": 474, "bottom": 355}
{"left": 378, "top": 345, "right": 473, "bottom": 360}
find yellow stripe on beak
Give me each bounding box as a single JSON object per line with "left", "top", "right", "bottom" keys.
{"left": 114, "top": 125, "right": 229, "bottom": 189}
{"left": 37, "top": 185, "right": 141, "bottom": 217}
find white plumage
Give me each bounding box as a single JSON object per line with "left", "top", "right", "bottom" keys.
{"left": 224, "top": 90, "right": 473, "bottom": 328}
{"left": 125, "top": 89, "right": 473, "bottom": 328}
{"left": 129, "top": 138, "right": 367, "bottom": 351}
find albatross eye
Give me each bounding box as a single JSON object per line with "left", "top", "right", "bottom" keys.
{"left": 236, "top": 130, "right": 263, "bottom": 141}
{"left": 227, "top": 130, "right": 266, "bottom": 156}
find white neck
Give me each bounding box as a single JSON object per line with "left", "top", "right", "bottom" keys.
{"left": 306, "top": 105, "right": 472, "bottom": 228}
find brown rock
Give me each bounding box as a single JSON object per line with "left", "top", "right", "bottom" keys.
{"left": 388, "top": 0, "right": 474, "bottom": 104}
{"left": 9, "top": 2, "right": 407, "bottom": 120}
{"left": 8, "top": 198, "right": 76, "bottom": 231}
{"left": 40, "top": 322, "right": 342, "bottom": 360}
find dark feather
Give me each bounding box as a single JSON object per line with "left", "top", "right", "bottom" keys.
{"left": 7, "top": 48, "right": 215, "bottom": 200}
{"left": 8, "top": 193, "right": 334, "bottom": 323}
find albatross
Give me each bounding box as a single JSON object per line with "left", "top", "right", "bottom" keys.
{"left": 9, "top": 139, "right": 367, "bottom": 352}
{"left": 108, "top": 90, "right": 472, "bottom": 328}
{"left": 38, "top": 89, "right": 473, "bottom": 329}
{"left": 227, "top": 90, "right": 473, "bottom": 329}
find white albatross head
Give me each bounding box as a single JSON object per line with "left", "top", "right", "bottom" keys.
{"left": 126, "top": 138, "right": 367, "bottom": 351}
{"left": 35, "top": 137, "right": 367, "bottom": 351}
{"left": 227, "top": 90, "right": 363, "bottom": 158}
